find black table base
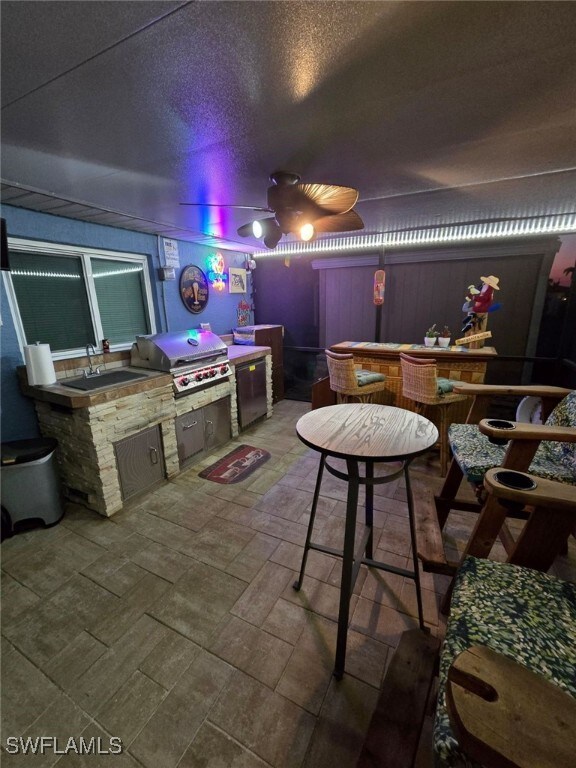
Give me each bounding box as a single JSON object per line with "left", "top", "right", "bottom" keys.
{"left": 293, "top": 453, "right": 426, "bottom": 679}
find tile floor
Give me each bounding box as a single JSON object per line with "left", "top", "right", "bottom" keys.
{"left": 2, "top": 400, "right": 575, "bottom": 767}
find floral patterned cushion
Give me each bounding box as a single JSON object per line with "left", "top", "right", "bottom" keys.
{"left": 538, "top": 390, "right": 576, "bottom": 477}
{"left": 448, "top": 391, "right": 576, "bottom": 485}
{"left": 433, "top": 557, "right": 576, "bottom": 767}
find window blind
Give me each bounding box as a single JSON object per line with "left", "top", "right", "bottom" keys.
{"left": 92, "top": 259, "right": 150, "bottom": 343}
{"left": 10, "top": 252, "right": 93, "bottom": 350}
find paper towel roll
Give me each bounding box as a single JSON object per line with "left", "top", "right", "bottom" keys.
{"left": 24, "top": 343, "right": 57, "bottom": 386}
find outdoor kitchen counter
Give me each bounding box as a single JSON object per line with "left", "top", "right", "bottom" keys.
{"left": 226, "top": 344, "right": 271, "bottom": 365}
{"left": 17, "top": 366, "right": 171, "bottom": 409}
{"left": 17, "top": 346, "right": 270, "bottom": 409}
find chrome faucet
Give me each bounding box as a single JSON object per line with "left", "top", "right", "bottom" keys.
{"left": 85, "top": 343, "right": 100, "bottom": 377}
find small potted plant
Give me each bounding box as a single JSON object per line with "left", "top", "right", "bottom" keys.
{"left": 438, "top": 325, "right": 452, "bottom": 348}
{"left": 424, "top": 324, "right": 439, "bottom": 347}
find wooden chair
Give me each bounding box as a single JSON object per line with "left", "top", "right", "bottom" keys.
{"left": 399, "top": 353, "right": 468, "bottom": 476}
{"left": 415, "top": 462, "right": 576, "bottom": 574}
{"left": 325, "top": 349, "right": 387, "bottom": 404}
{"left": 359, "top": 461, "right": 576, "bottom": 768}
{"left": 434, "top": 385, "right": 575, "bottom": 528}
{"left": 434, "top": 556, "right": 576, "bottom": 768}
{"left": 446, "top": 644, "right": 576, "bottom": 768}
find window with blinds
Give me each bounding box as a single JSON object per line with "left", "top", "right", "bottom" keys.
{"left": 7, "top": 242, "right": 154, "bottom": 354}
{"left": 92, "top": 258, "right": 150, "bottom": 344}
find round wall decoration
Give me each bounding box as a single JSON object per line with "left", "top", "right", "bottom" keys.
{"left": 180, "top": 265, "right": 209, "bottom": 314}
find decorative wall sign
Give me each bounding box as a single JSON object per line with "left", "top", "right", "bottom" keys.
{"left": 373, "top": 269, "right": 385, "bottom": 305}
{"left": 229, "top": 267, "right": 247, "bottom": 293}
{"left": 207, "top": 252, "right": 227, "bottom": 291}
{"left": 162, "top": 238, "right": 180, "bottom": 268}
{"left": 180, "top": 265, "right": 209, "bottom": 314}
{"left": 455, "top": 330, "right": 492, "bottom": 346}
{"left": 237, "top": 299, "right": 251, "bottom": 326}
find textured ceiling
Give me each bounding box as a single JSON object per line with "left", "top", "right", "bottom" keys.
{"left": 1, "top": 1, "right": 575, "bottom": 253}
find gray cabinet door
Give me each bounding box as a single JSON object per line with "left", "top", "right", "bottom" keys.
{"left": 175, "top": 410, "right": 205, "bottom": 464}
{"left": 114, "top": 425, "right": 164, "bottom": 501}
{"left": 203, "top": 396, "right": 231, "bottom": 450}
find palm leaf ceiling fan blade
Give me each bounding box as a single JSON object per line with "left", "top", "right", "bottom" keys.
{"left": 313, "top": 210, "right": 364, "bottom": 233}
{"left": 292, "top": 183, "right": 359, "bottom": 215}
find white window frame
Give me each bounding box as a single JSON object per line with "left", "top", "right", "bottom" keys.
{"left": 3, "top": 237, "right": 157, "bottom": 359}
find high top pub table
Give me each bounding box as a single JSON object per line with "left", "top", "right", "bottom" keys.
{"left": 294, "top": 403, "right": 438, "bottom": 679}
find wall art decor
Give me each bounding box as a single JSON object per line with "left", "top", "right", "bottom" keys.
{"left": 180, "top": 264, "right": 209, "bottom": 313}
{"left": 229, "top": 267, "right": 247, "bottom": 293}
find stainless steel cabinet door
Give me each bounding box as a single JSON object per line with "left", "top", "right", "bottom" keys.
{"left": 175, "top": 410, "right": 204, "bottom": 464}
{"left": 237, "top": 361, "right": 267, "bottom": 429}
{"left": 114, "top": 425, "right": 164, "bottom": 501}
{"left": 204, "top": 396, "right": 231, "bottom": 450}
{"left": 175, "top": 397, "right": 231, "bottom": 464}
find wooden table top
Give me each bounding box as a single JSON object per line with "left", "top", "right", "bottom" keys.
{"left": 296, "top": 404, "right": 438, "bottom": 462}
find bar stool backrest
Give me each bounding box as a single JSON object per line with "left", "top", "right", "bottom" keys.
{"left": 325, "top": 349, "right": 359, "bottom": 394}
{"left": 400, "top": 353, "right": 440, "bottom": 405}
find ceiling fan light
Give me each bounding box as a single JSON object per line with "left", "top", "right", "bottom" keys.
{"left": 300, "top": 222, "right": 315, "bottom": 241}
{"left": 252, "top": 220, "right": 263, "bottom": 238}
{"left": 264, "top": 228, "right": 282, "bottom": 249}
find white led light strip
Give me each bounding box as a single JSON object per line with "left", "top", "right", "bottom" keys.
{"left": 11, "top": 269, "right": 81, "bottom": 279}
{"left": 252, "top": 213, "right": 576, "bottom": 258}
{"left": 94, "top": 266, "right": 144, "bottom": 278}
{"left": 11, "top": 266, "right": 143, "bottom": 279}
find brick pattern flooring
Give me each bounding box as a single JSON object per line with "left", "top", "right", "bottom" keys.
{"left": 2, "top": 400, "right": 574, "bottom": 767}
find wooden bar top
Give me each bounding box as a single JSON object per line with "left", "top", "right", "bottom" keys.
{"left": 330, "top": 341, "right": 497, "bottom": 361}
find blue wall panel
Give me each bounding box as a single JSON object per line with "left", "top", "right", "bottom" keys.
{"left": 0, "top": 206, "right": 253, "bottom": 440}
{"left": 158, "top": 238, "right": 253, "bottom": 336}
{"left": 1, "top": 275, "right": 40, "bottom": 439}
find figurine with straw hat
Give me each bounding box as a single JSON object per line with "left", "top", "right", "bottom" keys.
{"left": 472, "top": 275, "right": 500, "bottom": 313}
{"left": 461, "top": 275, "right": 501, "bottom": 347}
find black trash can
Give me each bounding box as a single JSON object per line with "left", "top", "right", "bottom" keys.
{"left": 1, "top": 438, "right": 64, "bottom": 539}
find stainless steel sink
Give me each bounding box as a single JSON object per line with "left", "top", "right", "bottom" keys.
{"left": 62, "top": 370, "right": 149, "bottom": 391}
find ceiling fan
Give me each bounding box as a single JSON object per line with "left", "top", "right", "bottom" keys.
{"left": 181, "top": 171, "right": 364, "bottom": 248}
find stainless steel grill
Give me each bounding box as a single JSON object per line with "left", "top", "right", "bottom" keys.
{"left": 131, "top": 329, "right": 230, "bottom": 396}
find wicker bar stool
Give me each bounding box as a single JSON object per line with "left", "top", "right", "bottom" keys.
{"left": 400, "top": 353, "right": 468, "bottom": 476}
{"left": 325, "top": 349, "right": 387, "bottom": 404}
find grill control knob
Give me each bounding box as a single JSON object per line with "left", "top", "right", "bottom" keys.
{"left": 202, "top": 371, "right": 210, "bottom": 379}
{"left": 220, "top": 365, "right": 229, "bottom": 375}
{"left": 180, "top": 377, "right": 190, "bottom": 386}
{"left": 209, "top": 369, "right": 217, "bottom": 377}
{"left": 194, "top": 373, "right": 203, "bottom": 381}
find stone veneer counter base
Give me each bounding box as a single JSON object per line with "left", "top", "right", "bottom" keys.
{"left": 19, "top": 346, "right": 273, "bottom": 517}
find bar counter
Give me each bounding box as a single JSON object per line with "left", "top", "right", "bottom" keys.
{"left": 329, "top": 341, "right": 497, "bottom": 420}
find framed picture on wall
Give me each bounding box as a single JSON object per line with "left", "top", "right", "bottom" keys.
{"left": 229, "top": 267, "right": 247, "bottom": 294}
